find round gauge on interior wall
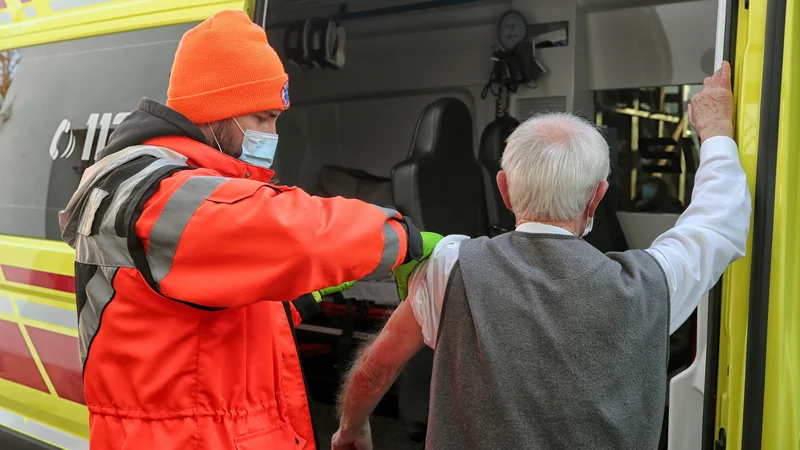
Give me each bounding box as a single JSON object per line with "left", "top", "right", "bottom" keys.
{"left": 498, "top": 10, "right": 528, "bottom": 49}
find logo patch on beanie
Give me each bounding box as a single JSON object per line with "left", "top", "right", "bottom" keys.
{"left": 281, "top": 80, "right": 290, "bottom": 109}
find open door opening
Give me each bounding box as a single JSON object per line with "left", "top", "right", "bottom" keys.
{"left": 263, "top": 0, "right": 722, "bottom": 448}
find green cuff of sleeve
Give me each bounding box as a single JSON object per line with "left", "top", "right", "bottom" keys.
{"left": 392, "top": 231, "right": 443, "bottom": 300}
{"left": 311, "top": 280, "right": 355, "bottom": 303}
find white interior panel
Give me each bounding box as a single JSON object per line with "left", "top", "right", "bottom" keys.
{"left": 617, "top": 212, "right": 680, "bottom": 249}
{"left": 267, "top": 2, "right": 508, "bottom": 191}
{"left": 586, "top": 0, "right": 716, "bottom": 90}
{"left": 668, "top": 294, "right": 708, "bottom": 450}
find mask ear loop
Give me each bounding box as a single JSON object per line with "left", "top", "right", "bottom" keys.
{"left": 232, "top": 117, "right": 246, "bottom": 134}
{"left": 584, "top": 184, "right": 601, "bottom": 231}
{"left": 208, "top": 123, "right": 223, "bottom": 152}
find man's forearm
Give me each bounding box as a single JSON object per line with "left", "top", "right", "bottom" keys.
{"left": 338, "top": 353, "right": 405, "bottom": 431}
{"left": 336, "top": 298, "right": 427, "bottom": 442}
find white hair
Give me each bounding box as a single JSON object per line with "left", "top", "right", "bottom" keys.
{"left": 500, "top": 112, "right": 610, "bottom": 222}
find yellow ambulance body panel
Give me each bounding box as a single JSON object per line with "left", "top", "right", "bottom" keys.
{"left": 0, "top": 0, "right": 253, "bottom": 52}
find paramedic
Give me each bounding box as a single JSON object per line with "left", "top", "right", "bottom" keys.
{"left": 58, "top": 10, "right": 437, "bottom": 450}
{"left": 333, "top": 62, "right": 750, "bottom": 450}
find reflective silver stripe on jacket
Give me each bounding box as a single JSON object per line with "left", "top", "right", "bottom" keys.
{"left": 368, "top": 205, "right": 403, "bottom": 276}
{"left": 146, "top": 176, "right": 228, "bottom": 286}
{"left": 65, "top": 145, "right": 192, "bottom": 367}
{"left": 78, "top": 266, "right": 117, "bottom": 365}
{"left": 99, "top": 157, "right": 185, "bottom": 236}
{"left": 60, "top": 145, "right": 188, "bottom": 247}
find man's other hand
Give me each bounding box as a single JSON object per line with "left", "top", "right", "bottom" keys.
{"left": 688, "top": 61, "right": 734, "bottom": 143}
{"left": 393, "top": 231, "right": 444, "bottom": 300}
{"left": 332, "top": 422, "right": 372, "bottom": 450}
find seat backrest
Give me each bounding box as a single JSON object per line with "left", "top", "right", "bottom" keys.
{"left": 316, "top": 165, "right": 393, "bottom": 207}
{"left": 583, "top": 200, "right": 628, "bottom": 252}
{"left": 478, "top": 115, "right": 519, "bottom": 236}
{"left": 391, "top": 98, "right": 487, "bottom": 237}
{"left": 584, "top": 127, "right": 628, "bottom": 252}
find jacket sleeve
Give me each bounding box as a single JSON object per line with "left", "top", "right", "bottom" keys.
{"left": 134, "top": 169, "right": 414, "bottom": 309}
{"left": 288, "top": 295, "right": 321, "bottom": 325}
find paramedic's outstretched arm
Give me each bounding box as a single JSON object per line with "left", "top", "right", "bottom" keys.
{"left": 333, "top": 300, "right": 426, "bottom": 450}
{"left": 288, "top": 282, "right": 357, "bottom": 325}
{"left": 135, "top": 179, "right": 419, "bottom": 308}
{"left": 645, "top": 61, "right": 751, "bottom": 334}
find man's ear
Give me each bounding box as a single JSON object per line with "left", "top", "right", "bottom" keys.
{"left": 497, "top": 171, "right": 513, "bottom": 211}
{"left": 587, "top": 181, "right": 609, "bottom": 217}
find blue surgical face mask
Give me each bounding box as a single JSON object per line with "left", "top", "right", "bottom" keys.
{"left": 233, "top": 118, "right": 278, "bottom": 169}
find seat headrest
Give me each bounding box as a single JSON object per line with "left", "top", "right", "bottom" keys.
{"left": 478, "top": 115, "right": 520, "bottom": 172}
{"left": 409, "top": 98, "right": 473, "bottom": 158}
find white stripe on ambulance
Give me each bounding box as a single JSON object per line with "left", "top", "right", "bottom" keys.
{"left": 0, "top": 408, "right": 88, "bottom": 450}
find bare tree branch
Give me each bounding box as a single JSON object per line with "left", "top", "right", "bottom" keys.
{"left": 0, "top": 50, "right": 22, "bottom": 99}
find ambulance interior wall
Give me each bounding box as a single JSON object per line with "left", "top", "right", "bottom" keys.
{"left": 585, "top": 0, "right": 717, "bottom": 90}
{"left": 267, "top": 1, "right": 535, "bottom": 192}
{"left": 267, "top": 0, "right": 717, "bottom": 196}
{"left": 0, "top": 0, "right": 717, "bottom": 241}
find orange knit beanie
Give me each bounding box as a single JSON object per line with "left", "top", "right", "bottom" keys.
{"left": 167, "top": 10, "right": 290, "bottom": 124}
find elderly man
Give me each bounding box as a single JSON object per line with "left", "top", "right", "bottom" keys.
{"left": 58, "top": 10, "right": 437, "bottom": 450}
{"left": 332, "top": 62, "right": 750, "bottom": 449}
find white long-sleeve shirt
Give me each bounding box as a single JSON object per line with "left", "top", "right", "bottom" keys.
{"left": 408, "top": 136, "right": 751, "bottom": 348}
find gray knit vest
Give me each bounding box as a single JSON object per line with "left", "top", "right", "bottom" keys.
{"left": 426, "top": 233, "right": 670, "bottom": 450}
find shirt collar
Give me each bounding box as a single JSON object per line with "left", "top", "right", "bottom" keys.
{"left": 144, "top": 136, "right": 275, "bottom": 182}
{"left": 515, "top": 222, "right": 574, "bottom": 236}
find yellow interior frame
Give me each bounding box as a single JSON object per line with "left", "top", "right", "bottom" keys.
{"left": 715, "top": 0, "right": 800, "bottom": 448}
{"left": 761, "top": 0, "right": 800, "bottom": 445}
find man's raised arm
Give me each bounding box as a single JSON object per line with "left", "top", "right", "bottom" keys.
{"left": 645, "top": 61, "right": 752, "bottom": 333}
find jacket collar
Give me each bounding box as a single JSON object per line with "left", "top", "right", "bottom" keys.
{"left": 145, "top": 136, "right": 275, "bottom": 182}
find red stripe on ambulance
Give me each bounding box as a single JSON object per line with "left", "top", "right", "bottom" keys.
{"left": 1, "top": 265, "right": 76, "bottom": 294}
{"left": 27, "top": 327, "right": 85, "bottom": 404}
{"left": 0, "top": 319, "right": 49, "bottom": 393}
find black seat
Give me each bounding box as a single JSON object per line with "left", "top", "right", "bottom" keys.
{"left": 391, "top": 98, "right": 486, "bottom": 442}
{"left": 584, "top": 126, "right": 629, "bottom": 252}
{"left": 478, "top": 115, "right": 519, "bottom": 236}
{"left": 316, "top": 165, "right": 393, "bottom": 207}
{"left": 583, "top": 201, "right": 628, "bottom": 252}
{"left": 391, "top": 97, "right": 487, "bottom": 237}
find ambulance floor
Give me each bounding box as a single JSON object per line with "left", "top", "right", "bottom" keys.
{"left": 311, "top": 401, "right": 425, "bottom": 449}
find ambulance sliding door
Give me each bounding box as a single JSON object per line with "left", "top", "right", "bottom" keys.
{"left": 702, "top": 0, "right": 800, "bottom": 449}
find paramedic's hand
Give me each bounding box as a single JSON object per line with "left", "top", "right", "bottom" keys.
{"left": 332, "top": 421, "right": 372, "bottom": 450}
{"left": 688, "top": 61, "right": 734, "bottom": 143}
{"left": 392, "top": 231, "right": 444, "bottom": 300}
{"left": 312, "top": 281, "right": 356, "bottom": 303}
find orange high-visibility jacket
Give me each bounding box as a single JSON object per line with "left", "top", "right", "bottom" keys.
{"left": 59, "top": 99, "right": 419, "bottom": 450}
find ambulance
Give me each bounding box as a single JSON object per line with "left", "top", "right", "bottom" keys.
{"left": 0, "top": 0, "right": 796, "bottom": 449}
